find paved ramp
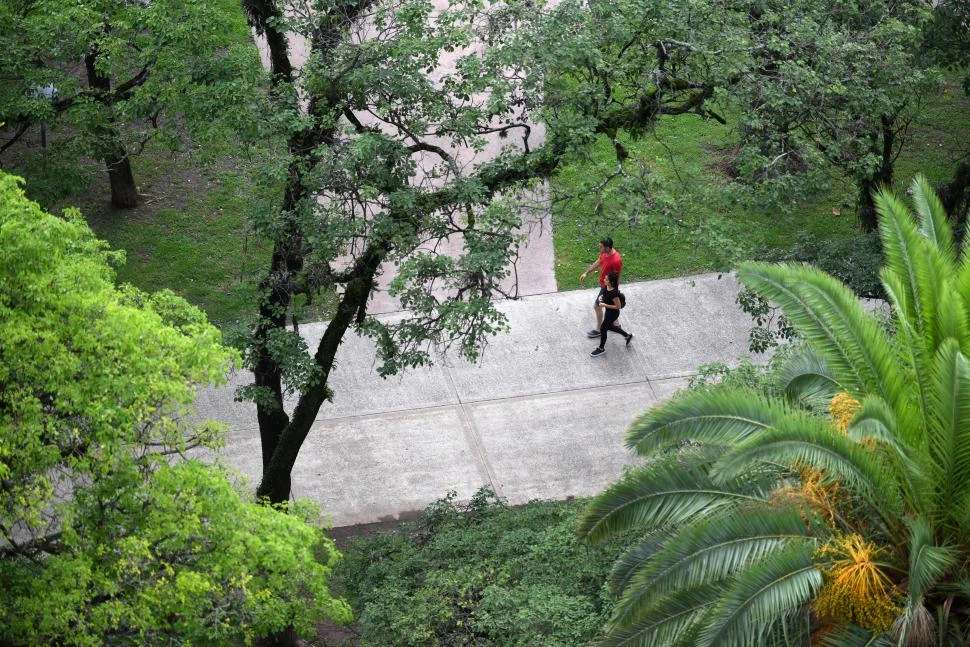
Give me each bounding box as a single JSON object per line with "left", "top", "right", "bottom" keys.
{"left": 195, "top": 272, "right": 764, "bottom": 527}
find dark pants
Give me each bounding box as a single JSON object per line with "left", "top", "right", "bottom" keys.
{"left": 599, "top": 310, "right": 627, "bottom": 348}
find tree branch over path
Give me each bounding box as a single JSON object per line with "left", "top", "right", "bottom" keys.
{"left": 238, "top": 0, "right": 773, "bottom": 506}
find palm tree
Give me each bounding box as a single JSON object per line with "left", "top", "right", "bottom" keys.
{"left": 580, "top": 176, "right": 970, "bottom": 647}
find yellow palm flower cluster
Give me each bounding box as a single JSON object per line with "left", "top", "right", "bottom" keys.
{"left": 828, "top": 392, "right": 860, "bottom": 434}
{"left": 813, "top": 534, "right": 902, "bottom": 633}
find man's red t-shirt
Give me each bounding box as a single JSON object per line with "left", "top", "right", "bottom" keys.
{"left": 598, "top": 250, "right": 623, "bottom": 287}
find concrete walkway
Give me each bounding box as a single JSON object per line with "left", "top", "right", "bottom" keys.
{"left": 195, "top": 272, "right": 763, "bottom": 528}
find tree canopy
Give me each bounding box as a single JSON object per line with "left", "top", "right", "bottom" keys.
{"left": 0, "top": 171, "right": 350, "bottom": 645}
{"left": 0, "top": 0, "right": 259, "bottom": 206}
{"left": 236, "top": 0, "right": 771, "bottom": 504}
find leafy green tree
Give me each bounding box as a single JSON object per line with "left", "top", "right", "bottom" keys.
{"left": 729, "top": 0, "right": 939, "bottom": 231}
{"left": 924, "top": 0, "right": 970, "bottom": 227}
{"left": 235, "top": 0, "right": 944, "bottom": 509}
{"left": 0, "top": 171, "right": 350, "bottom": 645}
{"left": 580, "top": 176, "right": 970, "bottom": 646}
{"left": 237, "top": 0, "right": 745, "bottom": 505}
{"left": 925, "top": 0, "right": 970, "bottom": 91}
{"left": 0, "top": 0, "right": 257, "bottom": 207}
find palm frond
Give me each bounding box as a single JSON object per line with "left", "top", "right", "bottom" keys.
{"left": 774, "top": 343, "right": 842, "bottom": 410}
{"left": 624, "top": 389, "right": 789, "bottom": 456}
{"left": 761, "top": 615, "right": 814, "bottom": 647}
{"left": 737, "top": 263, "right": 904, "bottom": 409}
{"left": 878, "top": 269, "right": 933, "bottom": 449}
{"left": 696, "top": 542, "right": 822, "bottom": 647}
{"left": 892, "top": 600, "right": 936, "bottom": 647}
{"left": 876, "top": 188, "right": 950, "bottom": 359}
{"left": 954, "top": 238, "right": 970, "bottom": 346}
{"left": 848, "top": 395, "right": 902, "bottom": 449}
{"left": 940, "top": 572, "right": 970, "bottom": 600}
{"left": 608, "top": 527, "right": 676, "bottom": 596}
{"left": 936, "top": 282, "right": 970, "bottom": 352}
{"left": 608, "top": 505, "right": 817, "bottom": 629}
{"left": 849, "top": 395, "right": 935, "bottom": 513}
{"left": 579, "top": 452, "right": 772, "bottom": 544}
{"left": 906, "top": 516, "right": 960, "bottom": 607}
{"left": 909, "top": 174, "right": 956, "bottom": 267}
{"left": 595, "top": 583, "right": 718, "bottom": 647}
{"left": 712, "top": 420, "right": 906, "bottom": 528}
{"left": 928, "top": 340, "right": 970, "bottom": 525}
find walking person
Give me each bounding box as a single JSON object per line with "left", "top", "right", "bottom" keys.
{"left": 590, "top": 271, "right": 633, "bottom": 357}
{"left": 579, "top": 237, "right": 623, "bottom": 338}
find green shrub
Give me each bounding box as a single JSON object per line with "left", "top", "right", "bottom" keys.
{"left": 333, "top": 488, "right": 632, "bottom": 646}
{"left": 759, "top": 232, "right": 884, "bottom": 299}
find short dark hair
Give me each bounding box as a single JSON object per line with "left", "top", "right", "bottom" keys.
{"left": 600, "top": 237, "right": 614, "bottom": 249}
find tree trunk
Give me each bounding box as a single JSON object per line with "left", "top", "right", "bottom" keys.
{"left": 938, "top": 160, "right": 970, "bottom": 243}
{"left": 256, "top": 258, "right": 380, "bottom": 505}
{"left": 85, "top": 44, "right": 138, "bottom": 208}
{"left": 255, "top": 626, "right": 300, "bottom": 647}
{"left": 254, "top": 242, "right": 297, "bottom": 474}
{"left": 857, "top": 178, "right": 881, "bottom": 233}
{"left": 105, "top": 147, "right": 139, "bottom": 208}
{"left": 246, "top": 0, "right": 360, "bottom": 506}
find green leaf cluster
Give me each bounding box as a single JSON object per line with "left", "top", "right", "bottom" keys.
{"left": 0, "top": 0, "right": 262, "bottom": 162}
{"left": 334, "top": 488, "right": 632, "bottom": 646}
{"left": 0, "top": 171, "right": 350, "bottom": 645}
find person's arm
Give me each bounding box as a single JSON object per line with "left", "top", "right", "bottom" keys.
{"left": 606, "top": 296, "right": 622, "bottom": 310}
{"left": 580, "top": 258, "right": 601, "bottom": 284}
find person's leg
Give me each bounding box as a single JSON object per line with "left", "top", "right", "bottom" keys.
{"left": 609, "top": 320, "right": 633, "bottom": 345}
{"left": 601, "top": 310, "right": 621, "bottom": 345}
{"left": 594, "top": 286, "right": 605, "bottom": 329}
{"left": 587, "top": 287, "right": 605, "bottom": 337}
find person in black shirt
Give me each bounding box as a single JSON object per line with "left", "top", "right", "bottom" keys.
{"left": 591, "top": 271, "right": 633, "bottom": 357}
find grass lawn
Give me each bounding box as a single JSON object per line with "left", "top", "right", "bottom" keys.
{"left": 7, "top": 127, "right": 275, "bottom": 329}
{"left": 551, "top": 73, "right": 970, "bottom": 290}
{"left": 90, "top": 149, "right": 272, "bottom": 327}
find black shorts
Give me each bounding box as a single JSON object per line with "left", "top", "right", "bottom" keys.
{"left": 593, "top": 285, "right": 606, "bottom": 306}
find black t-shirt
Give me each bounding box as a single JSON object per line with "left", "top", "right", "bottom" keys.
{"left": 601, "top": 288, "right": 621, "bottom": 312}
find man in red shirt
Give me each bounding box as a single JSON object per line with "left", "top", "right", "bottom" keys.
{"left": 579, "top": 237, "right": 623, "bottom": 338}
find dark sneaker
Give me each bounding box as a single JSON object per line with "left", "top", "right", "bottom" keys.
{"left": 586, "top": 329, "right": 601, "bottom": 338}
{"left": 626, "top": 333, "right": 634, "bottom": 347}
{"left": 590, "top": 347, "right": 606, "bottom": 357}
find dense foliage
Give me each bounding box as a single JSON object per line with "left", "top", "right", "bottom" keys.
{"left": 334, "top": 488, "right": 631, "bottom": 646}
{"left": 738, "top": 232, "right": 885, "bottom": 353}
{"left": 0, "top": 172, "right": 349, "bottom": 645}
{"left": 729, "top": 0, "right": 939, "bottom": 229}
{"left": 925, "top": 0, "right": 970, "bottom": 93}
{"left": 759, "top": 232, "right": 885, "bottom": 300}
{"left": 237, "top": 0, "right": 767, "bottom": 503}
{"left": 581, "top": 176, "right": 970, "bottom": 645}
{"left": 0, "top": 0, "right": 258, "bottom": 206}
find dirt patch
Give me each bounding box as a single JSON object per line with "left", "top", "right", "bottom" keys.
{"left": 704, "top": 140, "right": 741, "bottom": 180}
{"left": 311, "top": 620, "right": 360, "bottom": 647}
{"left": 1, "top": 123, "right": 226, "bottom": 233}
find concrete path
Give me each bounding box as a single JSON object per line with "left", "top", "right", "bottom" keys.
{"left": 195, "top": 272, "right": 763, "bottom": 528}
